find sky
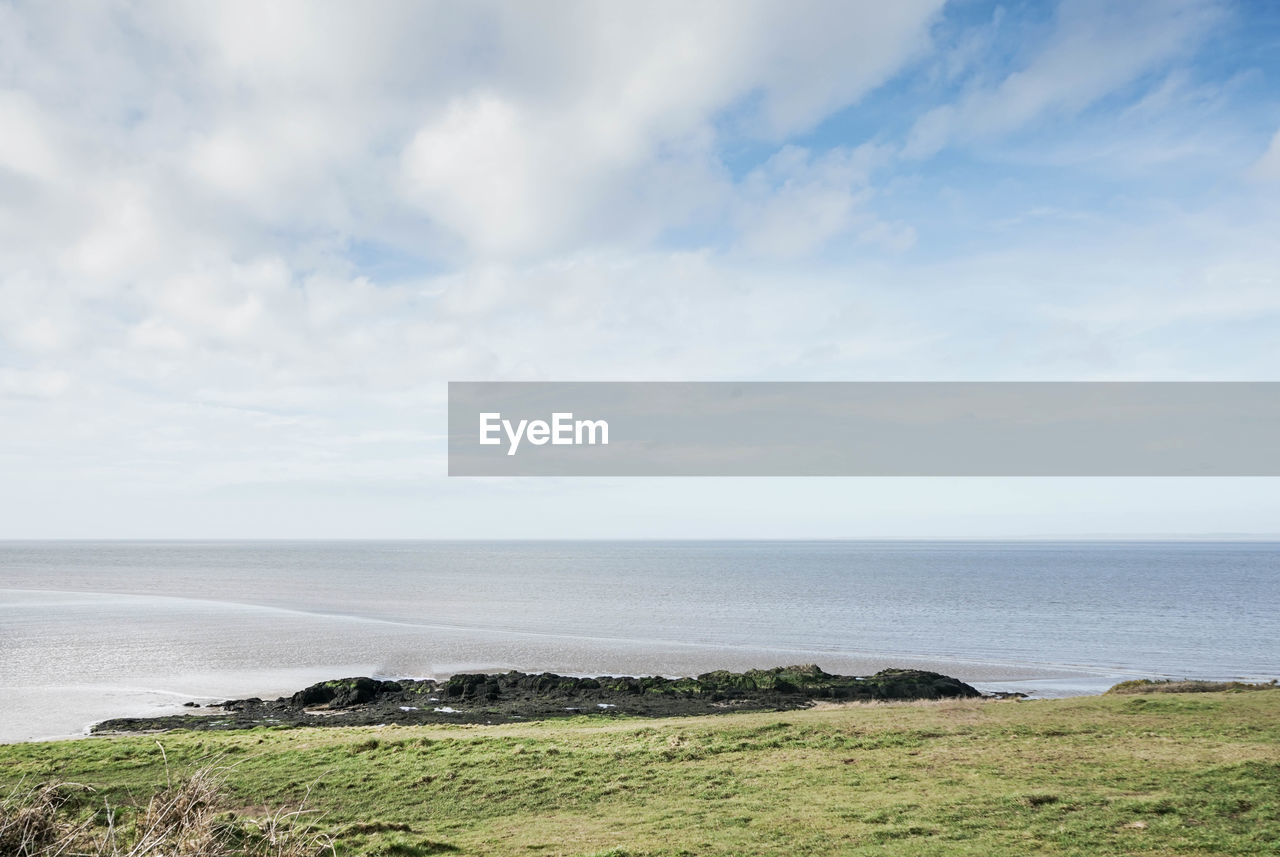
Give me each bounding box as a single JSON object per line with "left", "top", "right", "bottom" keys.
{"left": 2, "top": 0, "right": 1279, "bottom": 539}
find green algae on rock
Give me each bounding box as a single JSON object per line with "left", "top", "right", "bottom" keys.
{"left": 92, "top": 666, "right": 980, "bottom": 734}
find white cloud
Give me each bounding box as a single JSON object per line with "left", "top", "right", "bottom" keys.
{"left": 0, "top": 0, "right": 1278, "bottom": 536}
{"left": 1252, "top": 128, "right": 1280, "bottom": 181}
{"left": 734, "top": 144, "right": 913, "bottom": 257}
{"left": 905, "top": 0, "right": 1221, "bottom": 157}
{"left": 0, "top": 91, "right": 62, "bottom": 181}
{"left": 394, "top": 1, "right": 944, "bottom": 256}
{"left": 402, "top": 93, "right": 579, "bottom": 257}
{"left": 0, "top": 368, "right": 71, "bottom": 399}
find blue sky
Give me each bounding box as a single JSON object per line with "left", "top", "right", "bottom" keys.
{"left": 1, "top": 0, "right": 1279, "bottom": 537}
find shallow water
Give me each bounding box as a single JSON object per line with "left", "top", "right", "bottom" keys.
{"left": 2, "top": 540, "right": 1277, "bottom": 742}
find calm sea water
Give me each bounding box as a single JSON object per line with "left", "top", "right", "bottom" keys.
{"left": 2, "top": 540, "right": 1277, "bottom": 743}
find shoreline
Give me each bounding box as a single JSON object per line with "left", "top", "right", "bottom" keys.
{"left": 1, "top": 650, "right": 1116, "bottom": 745}
{"left": 12, "top": 654, "right": 1280, "bottom": 746}
{"left": 11, "top": 662, "right": 1277, "bottom": 746}
{"left": 9, "top": 659, "right": 1276, "bottom": 745}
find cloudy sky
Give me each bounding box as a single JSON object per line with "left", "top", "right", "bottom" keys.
{"left": 2, "top": 0, "right": 1279, "bottom": 538}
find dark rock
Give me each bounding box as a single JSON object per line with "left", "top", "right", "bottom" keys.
{"left": 92, "top": 666, "right": 983, "bottom": 735}
{"left": 290, "top": 677, "right": 400, "bottom": 708}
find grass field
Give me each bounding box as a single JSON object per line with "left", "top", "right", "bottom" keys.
{"left": 3, "top": 690, "right": 1278, "bottom": 856}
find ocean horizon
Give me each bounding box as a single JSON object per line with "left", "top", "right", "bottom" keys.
{"left": 3, "top": 538, "right": 1277, "bottom": 743}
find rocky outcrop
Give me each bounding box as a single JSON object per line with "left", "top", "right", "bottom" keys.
{"left": 290, "top": 678, "right": 403, "bottom": 708}
{"left": 92, "top": 666, "right": 981, "bottom": 734}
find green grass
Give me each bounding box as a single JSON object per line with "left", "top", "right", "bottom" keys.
{"left": 1106, "top": 678, "right": 1279, "bottom": 694}
{"left": 3, "top": 691, "right": 1279, "bottom": 856}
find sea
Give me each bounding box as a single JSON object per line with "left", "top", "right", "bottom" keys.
{"left": 1, "top": 540, "right": 1277, "bottom": 743}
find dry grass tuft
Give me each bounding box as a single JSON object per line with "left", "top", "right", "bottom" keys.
{"left": 0, "top": 760, "right": 334, "bottom": 857}
{"left": 0, "top": 780, "right": 92, "bottom": 857}
{"left": 124, "top": 767, "right": 224, "bottom": 855}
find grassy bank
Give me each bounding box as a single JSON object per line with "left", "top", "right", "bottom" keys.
{"left": 3, "top": 691, "right": 1278, "bottom": 856}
